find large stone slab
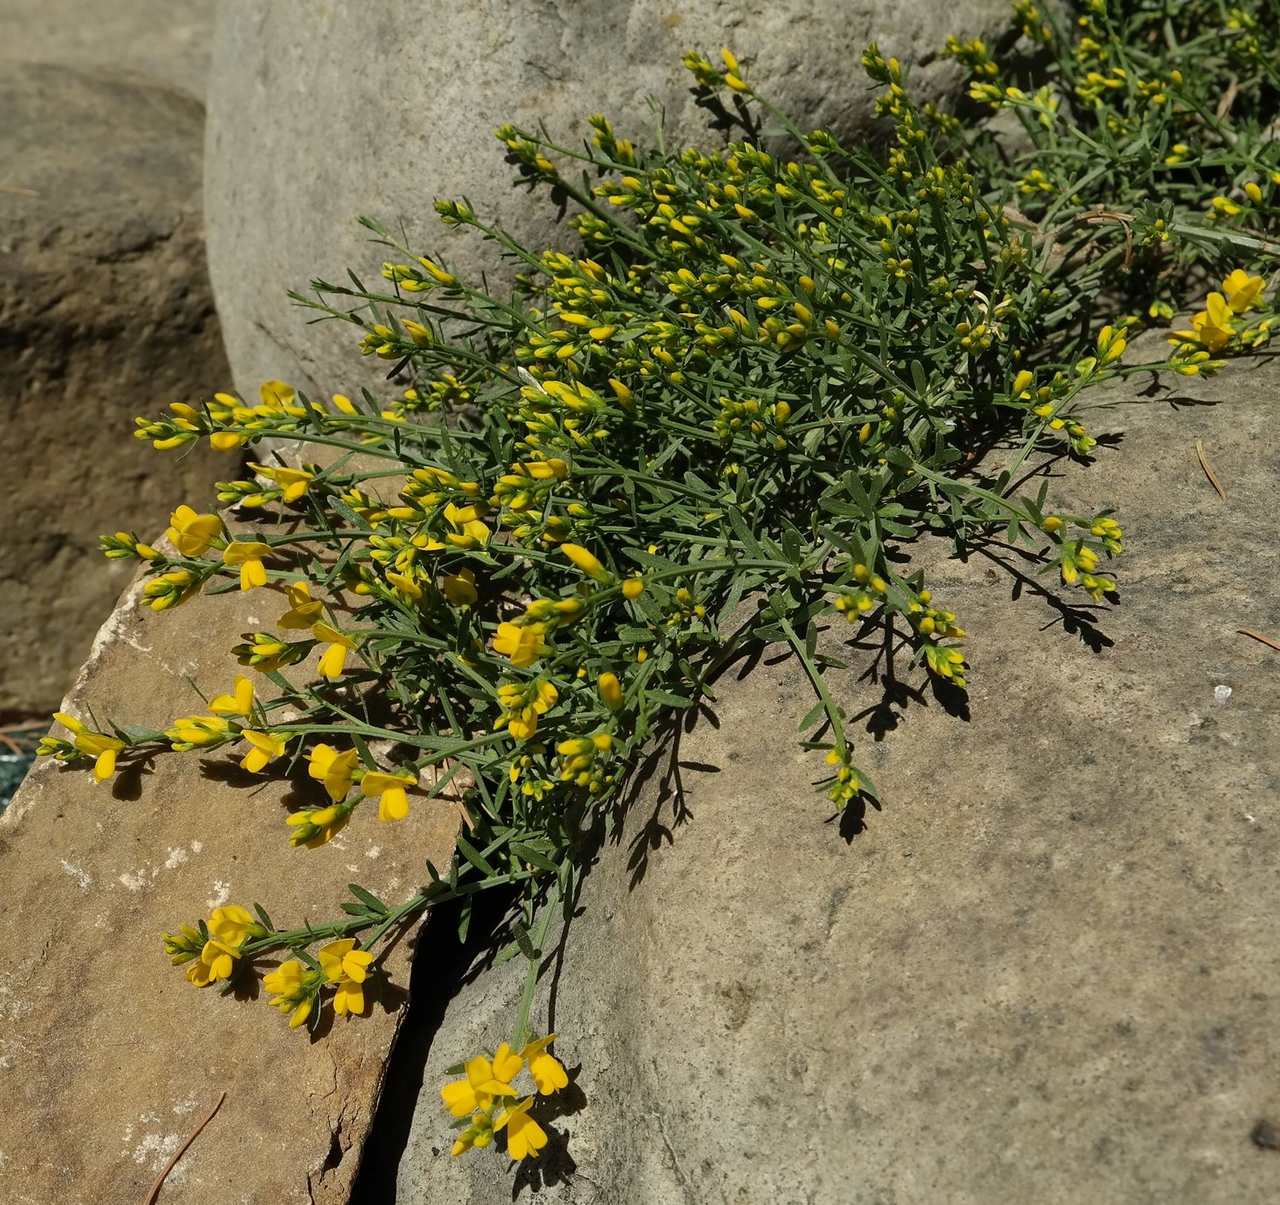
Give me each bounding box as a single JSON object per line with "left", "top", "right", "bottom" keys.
{"left": 0, "top": 63, "right": 230, "bottom": 714}
{"left": 205, "top": 0, "right": 1008, "bottom": 398}
{"left": 0, "top": 0, "right": 214, "bottom": 99}
{"left": 398, "top": 355, "right": 1280, "bottom": 1202}
{"left": 0, "top": 570, "right": 458, "bottom": 1202}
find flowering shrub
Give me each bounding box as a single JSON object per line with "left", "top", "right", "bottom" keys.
{"left": 39, "top": 0, "right": 1278, "bottom": 1164}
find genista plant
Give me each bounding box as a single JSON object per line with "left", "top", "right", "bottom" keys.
{"left": 40, "top": 0, "right": 1277, "bottom": 1163}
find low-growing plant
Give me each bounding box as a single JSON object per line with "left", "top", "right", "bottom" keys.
{"left": 40, "top": 0, "right": 1277, "bottom": 1164}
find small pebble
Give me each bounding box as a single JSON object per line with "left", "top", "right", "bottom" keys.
{"left": 1213, "top": 684, "right": 1233, "bottom": 705}
{"left": 1251, "top": 1120, "right": 1280, "bottom": 1150}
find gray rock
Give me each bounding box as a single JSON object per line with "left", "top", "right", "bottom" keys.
{"left": 0, "top": 63, "right": 230, "bottom": 713}
{"left": 205, "top": 0, "right": 1009, "bottom": 398}
{"left": 396, "top": 355, "right": 1280, "bottom": 1203}
{"left": 0, "top": 0, "right": 214, "bottom": 98}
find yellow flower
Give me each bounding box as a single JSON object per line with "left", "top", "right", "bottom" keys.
{"left": 451, "top": 1115, "right": 496, "bottom": 1157}
{"left": 165, "top": 505, "right": 222, "bottom": 556}
{"left": 259, "top": 378, "right": 298, "bottom": 410}
{"left": 443, "top": 501, "right": 491, "bottom": 548}
{"left": 308, "top": 743, "right": 359, "bottom": 801}
{"left": 521, "top": 1034, "right": 569, "bottom": 1095}
{"left": 923, "top": 643, "right": 968, "bottom": 688}
{"left": 162, "top": 924, "right": 206, "bottom": 966}
{"left": 442, "top": 568, "right": 479, "bottom": 607}
{"left": 233, "top": 630, "right": 302, "bottom": 670}
{"left": 494, "top": 1096, "right": 548, "bottom": 1161}
{"left": 497, "top": 679, "right": 558, "bottom": 741}
{"left": 361, "top": 769, "right": 417, "bottom": 821}
{"left": 166, "top": 714, "right": 233, "bottom": 751}
{"left": 249, "top": 462, "right": 314, "bottom": 503}
{"left": 142, "top": 569, "right": 198, "bottom": 611}
{"left": 286, "top": 802, "right": 350, "bottom": 848}
{"left": 278, "top": 580, "right": 324, "bottom": 629}
{"left": 318, "top": 939, "right": 374, "bottom": 1016}
{"left": 186, "top": 938, "right": 240, "bottom": 987}
{"left": 186, "top": 904, "right": 256, "bottom": 987}
{"left": 560, "top": 543, "right": 611, "bottom": 582}
{"left": 1180, "top": 292, "right": 1234, "bottom": 351}
{"left": 441, "top": 1049, "right": 522, "bottom": 1117}
{"left": 597, "top": 672, "right": 623, "bottom": 711}
{"left": 223, "top": 540, "right": 272, "bottom": 591}
{"left": 622, "top": 577, "right": 645, "bottom": 599}
{"left": 493, "top": 621, "right": 551, "bottom": 667}
{"left": 240, "top": 730, "right": 286, "bottom": 773}
{"left": 210, "top": 675, "right": 255, "bottom": 717}
{"left": 1096, "top": 324, "right": 1126, "bottom": 364}
{"left": 555, "top": 731, "right": 613, "bottom": 792}
{"left": 263, "top": 959, "right": 316, "bottom": 1028}
{"left": 1222, "top": 269, "right": 1265, "bottom": 314}
{"left": 313, "top": 622, "right": 357, "bottom": 680}
{"left": 208, "top": 904, "right": 256, "bottom": 948}
{"left": 386, "top": 570, "right": 425, "bottom": 602}
{"left": 53, "top": 711, "right": 125, "bottom": 781}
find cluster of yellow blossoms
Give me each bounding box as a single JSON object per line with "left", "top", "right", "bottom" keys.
{"left": 163, "top": 903, "right": 377, "bottom": 1026}
{"left": 441, "top": 1036, "right": 569, "bottom": 1160}
{"left": 163, "top": 904, "right": 263, "bottom": 988}
{"left": 1168, "top": 271, "right": 1271, "bottom": 373}
{"left": 264, "top": 939, "right": 375, "bottom": 1027}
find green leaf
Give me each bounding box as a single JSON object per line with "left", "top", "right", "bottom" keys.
{"left": 455, "top": 835, "right": 498, "bottom": 877}
{"left": 347, "top": 883, "right": 389, "bottom": 915}
{"left": 509, "top": 842, "right": 559, "bottom": 874}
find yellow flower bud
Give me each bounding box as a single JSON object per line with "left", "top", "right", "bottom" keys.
{"left": 598, "top": 672, "right": 624, "bottom": 711}
{"left": 560, "top": 543, "right": 611, "bottom": 582}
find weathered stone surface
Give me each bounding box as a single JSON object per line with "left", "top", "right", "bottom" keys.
{"left": 398, "top": 356, "right": 1280, "bottom": 1202}
{"left": 0, "top": 571, "right": 458, "bottom": 1202}
{"left": 206, "top": 0, "right": 1008, "bottom": 398}
{"left": 0, "top": 0, "right": 214, "bottom": 98}
{"left": 0, "top": 63, "right": 231, "bottom": 714}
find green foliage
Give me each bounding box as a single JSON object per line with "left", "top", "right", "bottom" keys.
{"left": 47, "top": 0, "right": 1278, "bottom": 1062}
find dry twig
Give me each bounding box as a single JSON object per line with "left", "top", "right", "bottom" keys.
{"left": 1195, "top": 439, "right": 1227, "bottom": 500}
{"left": 142, "top": 1090, "right": 227, "bottom": 1204}
{"left": 1238, "top": 629, "right": 1280, "bottom": 652}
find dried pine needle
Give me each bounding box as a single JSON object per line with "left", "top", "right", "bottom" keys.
{"left": 1195, "top": 439, "right": 1227, "bottom": 500}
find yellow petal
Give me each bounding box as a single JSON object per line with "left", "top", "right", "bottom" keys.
{"left": 335, "top": 980, "right": 365, "bottom": 1016}
{"left": 318, "top": 643, "right": 349, "bottom": 680}
{"left": 529, "top": 1052, "right": 569, "bottom": 1094}
{"left": 93, "top": 747, "right": 117, "bottom": 781}
{"left": 442, "top": 1080, "right": 479, "bottom": 1118}
{"left": 378, "top": 787, "right": 410, "bottom": 822}
{"left": 240, "top": 559, "right": 267, "bottom": 591}
{"left": 1205, "top": 292, "right": 1232, "bottom": 329}
{"left": 318, "top": 939, "right": 355, "bottom": 981}
{"left": 361, "top": 770, "right": 415, "bottom": 796}
{"left": 343, "top": 949, "right": 374, "bottom": 982}
{"left": 492, "top": 1043, "right": 523, "bottom": 1084}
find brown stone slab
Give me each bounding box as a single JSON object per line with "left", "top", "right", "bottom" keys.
{"left": 0, "top": 570, "right": 457, "bottom": 1203}
{"left": 0, "top": 63, "right": 230, "bottom": 715}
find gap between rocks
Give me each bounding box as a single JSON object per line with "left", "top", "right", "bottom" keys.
{"left": 348, "top": 884, "right": 519, "bottom": 1201}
